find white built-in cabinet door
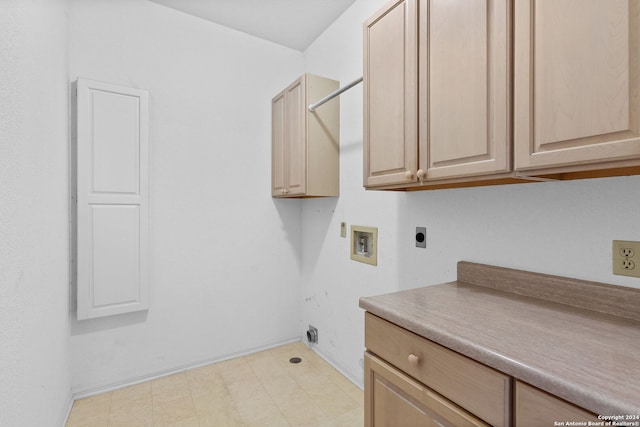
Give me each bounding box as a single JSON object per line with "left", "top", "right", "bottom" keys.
{"left": 76, "top": 78, "right": 149, "bottom": 320}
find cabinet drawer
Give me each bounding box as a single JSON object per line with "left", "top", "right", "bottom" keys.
{"left": 365, "top": 352, "right": 489, "bottom": 427}
{"left": 365, "top": 313, "right": 510, "bottom": 427}
{"left": 515, "top": 381, "right": 597, "bottom": 426}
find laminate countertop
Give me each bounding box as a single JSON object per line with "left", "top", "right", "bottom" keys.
{"left": 359, "top": 262, "right": 640, "bottom": 416}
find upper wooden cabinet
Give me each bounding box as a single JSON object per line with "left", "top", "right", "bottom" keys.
{"left": 272, "top": 74, "right": 339, "bottom": 198}
{"left": 364, "top": 0, "right": 511, "bottom": 189}
{"left": 364, "top": 0, "right": 640, "bottom": 191}
{"left": 514, "top": 0, "right": 640, "bottom": 175}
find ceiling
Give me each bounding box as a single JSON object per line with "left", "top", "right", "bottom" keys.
{"left": 148, "top": 0, "right": 357, "bottom": 51}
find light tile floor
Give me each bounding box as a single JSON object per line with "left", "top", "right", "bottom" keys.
{"left": 66, "top": 342, "right": 364, "bottom": 427}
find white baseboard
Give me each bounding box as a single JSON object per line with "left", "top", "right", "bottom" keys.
{"left": 66, "top": 335, "right": 363, "bottom": 427}
{"left": 60, "top": 391, "right": 74, "bottom": 427}
{"left": 70, "top": 336, "right": 301, "bottom": 400}
{"left": 307, "top": 343, "right": 364, "bottom": 391}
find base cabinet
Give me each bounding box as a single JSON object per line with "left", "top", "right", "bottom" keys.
{"left": 515, "top": 381, "right": 598, "bottom": 426}
{"left": 365, "top": 313, "right": 510, "bottom": 426}
{"left": 364, "top": 312, "right": 600, "bottom": 426}
{"left": 365, "top": 353, "right": 489, "bottom": 427}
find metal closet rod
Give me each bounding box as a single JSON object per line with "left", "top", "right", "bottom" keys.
{"left": 308, "top": 76, "right": 363, "bottom": 112}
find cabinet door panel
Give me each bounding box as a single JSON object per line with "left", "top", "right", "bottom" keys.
{"left": 271, "top": 91, "right": 286, "bottom": 196}
{"left": 285, "top": 77, "right": 306, "bottom": 195}
{"left": 422, "top": 0, "right": 510, "bottom": 180}
{"left": 91, "top": 91, "right": 140, "bottom": 193}
{"left": 77, "top": 78, "right": 149, "bottom": 320}
{"left": 365, "top": 353, "right": 489, "bottom": 427}
{"left": 534, "top": 0, "right": 629, "bottom": 145}
{"left": 515, "top": 381, "right": 598, "bottom": 426}
{"left": 364, "top": 0, "right": 418, "bottom": 187}
{"left": 515, "top": 0, "right": 640, "bottom": 170}
{"left": 90, "top": 205, "right": 141, "bottom": 307}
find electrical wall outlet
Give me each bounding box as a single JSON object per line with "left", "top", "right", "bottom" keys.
{"left": 415, "top": 227, "right": 426, "bottom": 248}
{"left": 340, "top": 222, "right": 346, "bottom": 238}
{"left": 612, "top": 240, "right": 640, "bottom": 278}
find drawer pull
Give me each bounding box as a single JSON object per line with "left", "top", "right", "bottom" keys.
{"left": 407, "top": 353, "right": 420, "bottom": 365}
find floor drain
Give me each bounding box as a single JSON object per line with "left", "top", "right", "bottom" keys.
{"left": 289, "top": 357, "right": 302, "bottom": 364}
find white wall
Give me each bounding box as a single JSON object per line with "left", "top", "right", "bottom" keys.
{"left": 302, "top": 0, "right": 640, "bottom": 387}
{"left": 68, "top": 0, "right": 305, "bottom": 393}
{"left": 0, "top": 0, "right": 72, "bottom": 425}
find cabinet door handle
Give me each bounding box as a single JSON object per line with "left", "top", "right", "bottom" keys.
{"left": 416, "top": 169, "right": 426, "bottom": 181}
{"left": 404, "top": 170, "right": 414, "bottom": 180}
{"left": 408, "top": 353, "right": 419, "bottom": 365}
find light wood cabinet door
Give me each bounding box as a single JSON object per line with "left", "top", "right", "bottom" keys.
{"left": 272, "top": 77, "right": 306, "bottom": 197}
{"left": 271, "top": 74, "right": 339, "bottom": 197}
{"left": 271, "top": 91, "right": 286, "bottom": 197}
{"left": 515, "top": 381, "right": 598, "bottom": 426}
{"left": 420, "top": 0, "right": 511, "bottom": 180}
{"left": 284, "top": 77, "right": 306, "bottom": 197}
{"left": 365, "top": 353, "right": 490, "bottom": 427}
{"left": 515, "top": 0, "right": 640, "bottom": 172}
{"left": 364, "top": 0, "right": 418, "bottom": 187}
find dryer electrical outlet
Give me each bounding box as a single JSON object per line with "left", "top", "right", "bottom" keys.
{"left": 416, "top": 227, "right": 426, "bottom": 248}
